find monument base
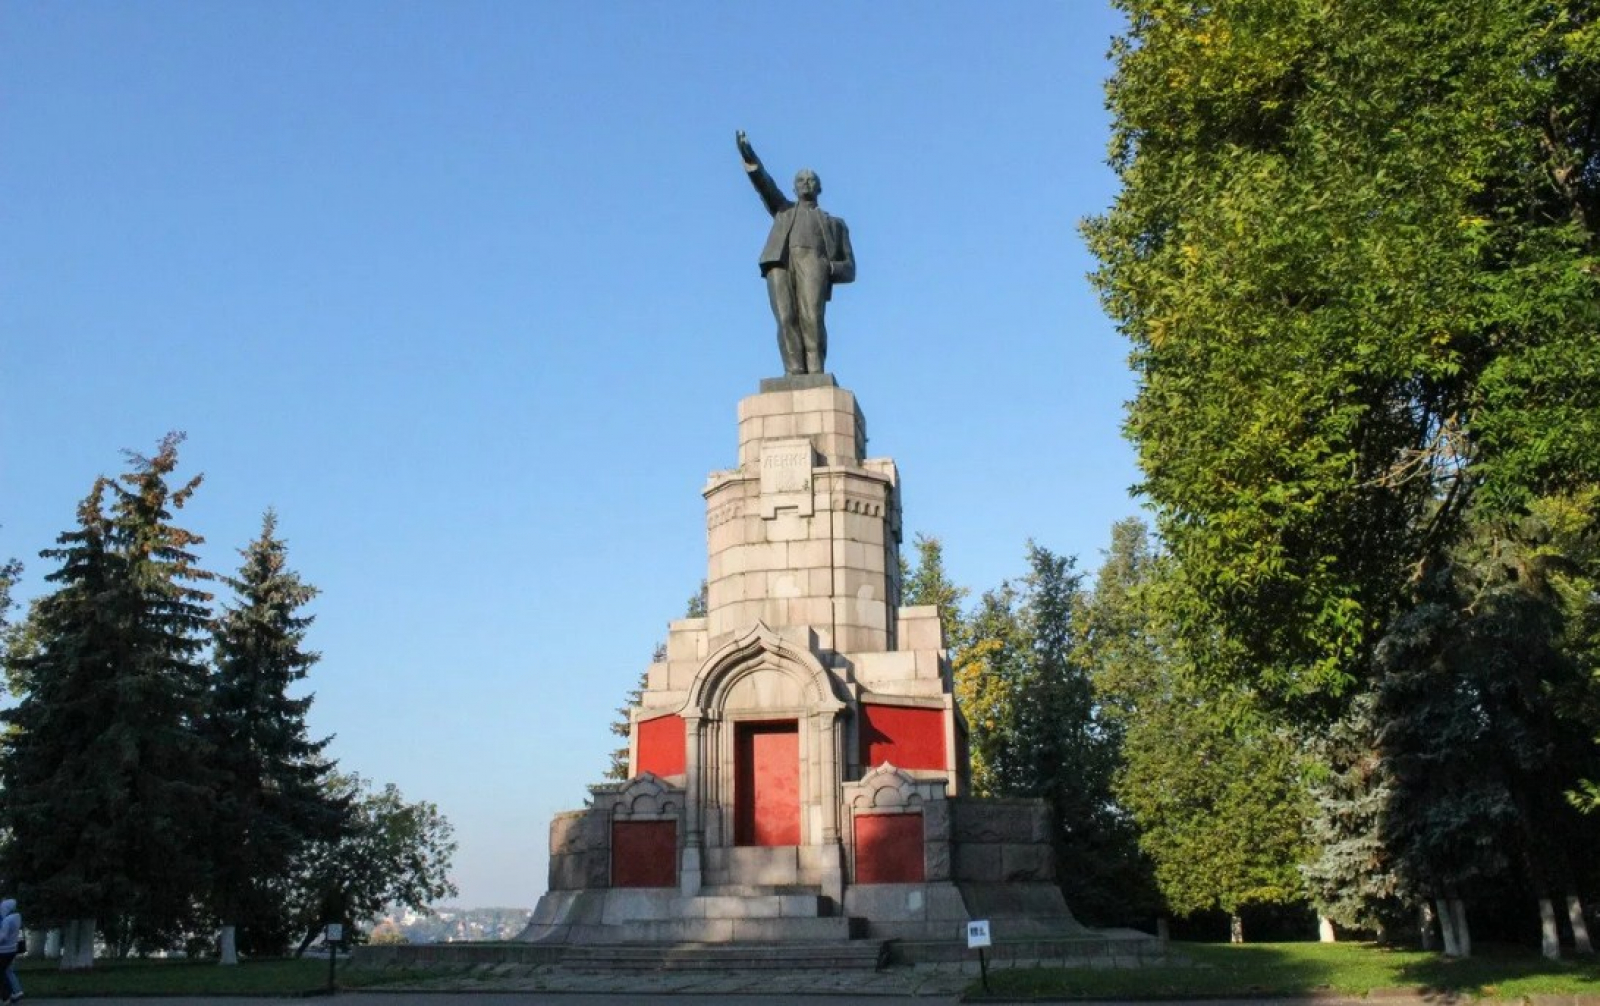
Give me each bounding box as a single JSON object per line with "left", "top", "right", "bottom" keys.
{"left": 519, "top": 379, "right": 1146, "bottom": 951}
{"left": 759, "top": 372, "right": 838, "bottom": 393}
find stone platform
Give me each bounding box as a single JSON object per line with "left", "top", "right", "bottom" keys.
{"left": 521, "top": 376, "right": 1148, "bottom": 953}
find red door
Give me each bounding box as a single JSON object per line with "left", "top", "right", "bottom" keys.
{"left": 734, "top": 720, "right": 800, "bottom": 846}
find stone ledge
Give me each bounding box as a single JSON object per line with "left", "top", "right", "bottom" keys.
{"left": 760, "top": 373, "right": 839, "bottom": 393}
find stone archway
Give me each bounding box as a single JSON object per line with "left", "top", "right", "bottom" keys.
{"left": 673, "top": 622, "right": 848, "bottom": 893}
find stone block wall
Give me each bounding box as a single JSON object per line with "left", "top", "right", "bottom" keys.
{"left": 701, "top": 385, "right": 902, "bottom": 656}
{"left": 949, "top": 797, "right": 1056, "bottom": 883}
{"left": 547, "top": 810, "right": 609, "bottom": 891}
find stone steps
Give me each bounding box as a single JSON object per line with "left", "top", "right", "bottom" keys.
{"left": 698, "top": 883, "right": 822, "bottom": 897}
{"left": 675, "top": 892, "right": 831, "bottom": 920}
{"left": 561, "top": 939, "right": 889, "bottom": 972}
{"left": 580, "top": 915, "right": 864, "bottom": 944}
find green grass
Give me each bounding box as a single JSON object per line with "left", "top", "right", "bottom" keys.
{"left": 973, "top": 941, "right": 1600, "bottom": 1000}
{"left": 9, "top": 955, "right": 440, "bottom": 997}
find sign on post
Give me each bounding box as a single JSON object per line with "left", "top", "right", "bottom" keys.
{"left": 325, "top": 923, "right": 344, "bottom": 943}
{"left": 966, "top": 919, "right": 992, "bottom": 949}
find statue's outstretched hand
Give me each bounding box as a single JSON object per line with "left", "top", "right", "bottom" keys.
{"left": 736, "top": 130, "right": 760, "bottom": 170}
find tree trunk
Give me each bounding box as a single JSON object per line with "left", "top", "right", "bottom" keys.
{"left": 219, "top": 924, "right": 238, "bottom": 966}
{"left": 1539, "top": 898, "right": 1561, "bottom": 960}
{"left": 60, "top": 918, "right": 95, "bottom": 970}
{"left": 1436, "top": 898, "right": 1459, "bottom": 957}
{"left": 23, "top": 928, "right": 45, "bottom": 959}
{"left": 1419, "top": 901, "right": 1437, "bottom": 951}
{"left": 44, "top": 927, "right": 61, "bottom": 959}
{"left": 1229, "top": 913, "right": 1244, "bottom": 944}
{"left": 1450, "top": 898, "right": 1471, "bottom": 958}
{"left": 1569, "top": 895, "right": 1593, "bottom": 955}
{"left": 1156, "top": 916, "right": 1170, "bottom": 944}
{"left": 1318, "top": 914, "right": 1336, "bottom": 943}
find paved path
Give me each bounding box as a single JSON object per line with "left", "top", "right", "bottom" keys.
{"left": 28, "top": 998, "right": 957, "bottom": 1006}
{"left": 348, "top": 961, "right": 972, "bottom": 997}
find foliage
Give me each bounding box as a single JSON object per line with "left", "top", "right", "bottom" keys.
{"left": 1372, "top": 512, "right": 1600, "bottom": 918}
{"left": 1300, "top": 691, "right": 1412, "bottom": 938}
{"left": 0, "top": 550, "right": 19, "bottom": 648}
{"left": 901, "top": 533, "right": 969, "bottom": 650}
{"left": 955, "top": 580, "right": 1029, "bottom": 798}
{"left": 289, "top": 773, "right": 457, "bottom": 952}
{"left": 1085, "top": 522, "right": 1312, "bottom": 928}
{"left": 0, "top": 550, "right": 22, "bottom": 695}
{"left": 1, "top": 433, "right": 217, "bottom": 953}
{"left": 1085, "top": 0, "right": 1600, "bottom": 713}
{"left": 207, "top": 510, "right": 346, "bottom": 956}
{"left": 956, "top": 541, "right": 1142, "bottom": 924}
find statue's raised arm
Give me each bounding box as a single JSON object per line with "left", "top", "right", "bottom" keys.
{"left": 736, "top": 130, "right": 789, "bottom": 217}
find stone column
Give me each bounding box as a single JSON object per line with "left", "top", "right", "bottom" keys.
{"left": 819, "top": 710, "right": 840, "bottom": 843}
{"left": 681, "top": 713, "right": 704, "bottom": 895}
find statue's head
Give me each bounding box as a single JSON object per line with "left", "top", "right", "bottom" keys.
{"left": 793, "top": 169, "right": 821, "bottom": 201}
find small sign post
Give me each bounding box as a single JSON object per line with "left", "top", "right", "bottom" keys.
{"left": 325, "top": 923, "right": 344, "bottom": 992}
{"left": 966, "top": 919, "right": 992, "bottom": 992}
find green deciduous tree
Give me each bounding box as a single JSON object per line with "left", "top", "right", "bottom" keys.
{"left": 1085, "top": 521, "right": 1312, "bottom": 940}
{"left": 956, "top": 581, "right": 1029, "bottom": 798}
{"left": 956, "top": 542, "right": 1139, "bottom": 925}
{"left": 290, "top": 774, "right": 457, "bottom": 954}
{"left": 207, "top": 511, "right": 345, "bottom": 961}
{"left": 1085, "top": 0, "right": 1600, "bottom": 713}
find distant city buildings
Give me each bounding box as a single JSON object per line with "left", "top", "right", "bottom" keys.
{"left": 373, "top": 906, "right": 531, "bottom": 944}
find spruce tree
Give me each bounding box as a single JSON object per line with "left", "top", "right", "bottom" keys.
{"left": 2, "top": 480, "right": 122, "bottom": 967}
{"left": 208, "top": 510, "right": 343, "bottom": 961}
{"left": 902, "top": 533, "right": 969, "bottom": 651}
{"left": 2, "top": 433, "right": 217, "bottom": 962}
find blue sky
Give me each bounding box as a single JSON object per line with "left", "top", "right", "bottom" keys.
{"left": 2, "top": 1, "right": 1137, "bottom": 909}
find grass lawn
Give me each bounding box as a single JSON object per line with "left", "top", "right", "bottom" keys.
{"left": 9, "top": 955, "right": 444, "bottom": 997}
{"left": 974, "top": 941, "right": 1600, "bottom": 1000}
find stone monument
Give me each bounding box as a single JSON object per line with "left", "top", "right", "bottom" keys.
{"left": 516, "top": 137, "right": 1141, "bottom": 962}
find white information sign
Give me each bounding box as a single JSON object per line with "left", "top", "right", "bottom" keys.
{"left": 966, "top": 920, "right": 992, "bottom": 949}
{"left": 325, "top": 923, "right": 344, "bottom": 942}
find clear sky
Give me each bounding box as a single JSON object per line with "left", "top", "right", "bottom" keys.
{"left": 2, "top": 1, "right": 1138, "bottom": 910}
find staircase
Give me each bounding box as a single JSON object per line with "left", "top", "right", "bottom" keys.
{"left": 561, "top": 939, "right": 888, "bottom": 972}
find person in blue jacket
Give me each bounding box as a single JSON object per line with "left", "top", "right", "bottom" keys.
{"left": 0, "top": 898, "right": 22, "bottom": 1002}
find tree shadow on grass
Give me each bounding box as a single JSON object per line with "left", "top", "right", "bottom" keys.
{"left": 1392, "top": 943, "right": 1600, "bottom": 998}
{"left": 980, "top": 941, "right": 1600, "bottom": 1000}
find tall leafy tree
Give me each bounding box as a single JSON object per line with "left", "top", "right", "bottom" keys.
{"left": 207, "top": 510, "right": 344, "bottom": 961}
{"left": 288, "top": 773, "right": 457, "bottom": 953}
{"left": 1085, "top": 521, "right": 1312, "bottom": 940}
{"left": 955, "top": 581, "right": 1028, "bottom": 798}
{"left": 957, "top": 543, "right": 1138, "bottom": 924}
{"left": 1085, "top": 0, "right": 1600, "bottom": 713}
{"left": 2, "top": 434, "right": 217, "bottom": 964}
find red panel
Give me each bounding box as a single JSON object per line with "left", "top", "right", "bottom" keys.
{"left": 637, "top": 713, "right": 686, "bottom": 777}
{"left": 859, "top": 704, "right": 946, "bottom": 771}
{"left": 611, "top": 820, "right": 677, "bottom": 887}
{"left": 855, "top": 813, "right": 925, "bottom": 883}
{"left": 734, "top": 721, "right": 800, "bottom": 846}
